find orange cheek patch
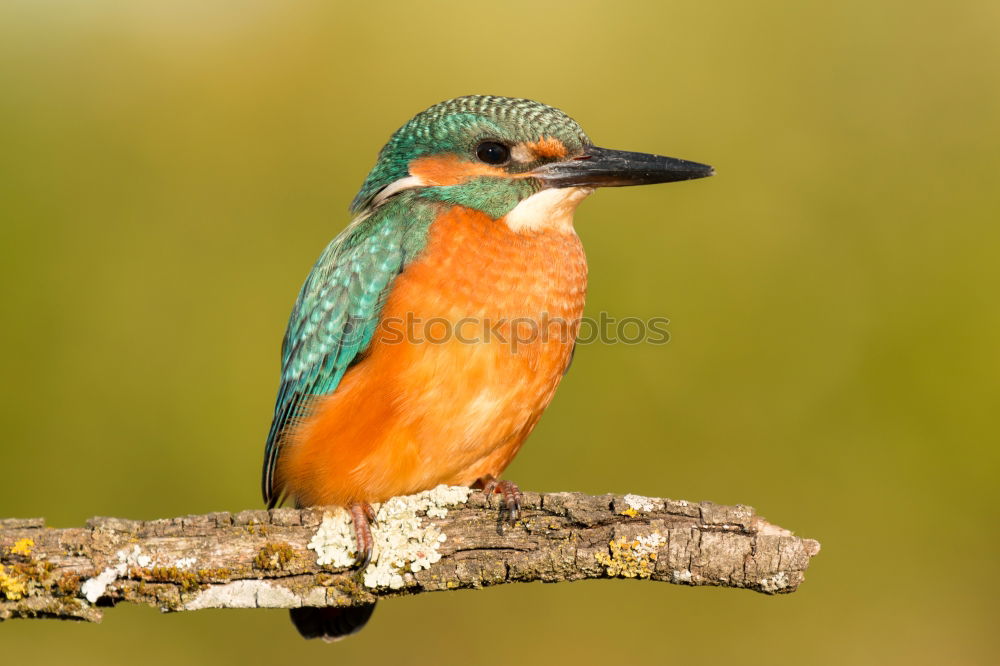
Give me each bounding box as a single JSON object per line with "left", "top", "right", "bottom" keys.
{"left": 525, "top": 137, "right": 568, "bottom": 159}
{"left": 409, "top": 155, "right": 508, "bottom": 186}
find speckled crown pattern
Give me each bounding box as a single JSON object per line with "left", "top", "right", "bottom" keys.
{"left": 386, "top": 96, "right": 590, "bottom": 149}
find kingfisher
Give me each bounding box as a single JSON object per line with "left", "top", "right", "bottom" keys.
{"left": 261, "top": 95, "right": 713, "bottom": 641}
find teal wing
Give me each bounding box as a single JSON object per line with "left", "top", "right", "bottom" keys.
{"left": 262, "top": 207, "right": 418, "bottom": 507}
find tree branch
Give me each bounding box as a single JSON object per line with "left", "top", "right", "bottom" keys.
{"left": 0, "top": 488, "right": 820, "bottom": 623}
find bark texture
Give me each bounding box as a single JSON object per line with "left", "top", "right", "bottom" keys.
{"left": 0, "top": 490, "right": 820, "bottom": 623}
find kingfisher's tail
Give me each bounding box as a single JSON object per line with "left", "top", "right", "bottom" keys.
{"left": 289, "top": 603, "right": 377, "bottom": 642}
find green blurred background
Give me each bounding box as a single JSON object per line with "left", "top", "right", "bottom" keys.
{"left": 2, "top": 0, "right": 997, "bottom": 663}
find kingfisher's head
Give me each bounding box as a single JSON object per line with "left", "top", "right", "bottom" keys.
{"left": 351, "top": 95, "right": 713, "bottom": 230}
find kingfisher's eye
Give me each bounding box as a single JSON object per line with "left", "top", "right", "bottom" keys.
{"left": 475, "top": 141, "right": 510, "bottom": 165}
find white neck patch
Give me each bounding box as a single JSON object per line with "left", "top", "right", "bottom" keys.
{"left": 503, "top": 187, "right": 593, "bottom": 234}
{"left": 370, "top": 175, "right": 427, "bottom": 208}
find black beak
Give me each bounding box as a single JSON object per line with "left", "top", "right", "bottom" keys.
{"left": 535, "top": 145, "right": 714, "bottom": 188}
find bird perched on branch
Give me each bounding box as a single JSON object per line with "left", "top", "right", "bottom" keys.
{"left": 261, "top": 95, "right": 713, "bottom": 640}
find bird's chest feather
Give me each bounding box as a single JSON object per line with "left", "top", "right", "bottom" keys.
{"left": 389, "top": 203, "right": 587, "bottom": 334}
{"left": 375, "top": 203, "right": 587, "bottom": 458}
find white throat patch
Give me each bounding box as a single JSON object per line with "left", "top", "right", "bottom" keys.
{"left": 503, "top": 187, "right": 593, "bottom": 233}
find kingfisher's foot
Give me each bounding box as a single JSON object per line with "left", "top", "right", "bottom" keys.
{"left": 474, "top": 475, "right": 522, "bottom": 524}
{"left": 348, "top": 502, "right": 376, "bottom": 571}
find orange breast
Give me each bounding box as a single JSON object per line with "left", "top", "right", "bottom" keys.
{"left": 276, "top": 205, "right": 587, "bottom": 507}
